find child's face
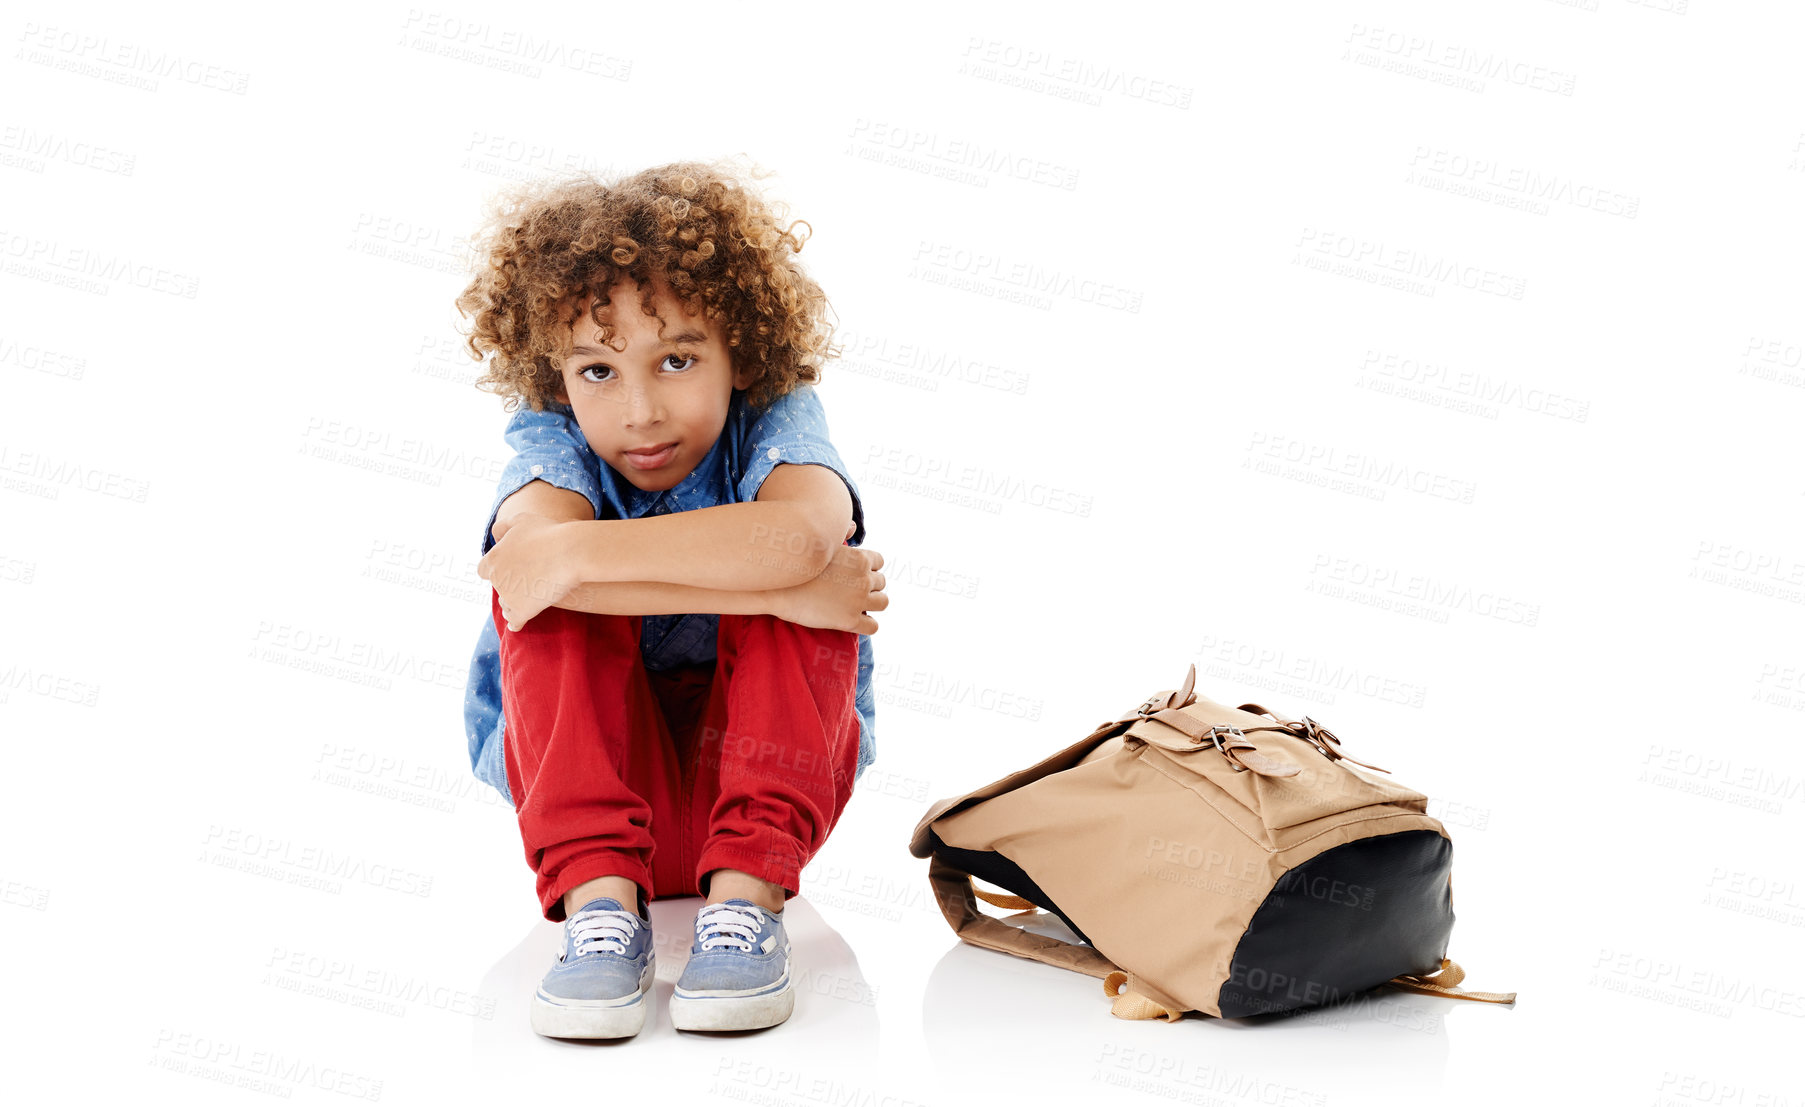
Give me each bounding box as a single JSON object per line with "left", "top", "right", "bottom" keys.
{"left": 552, "top": 274, "right": 752, "bottom": 493}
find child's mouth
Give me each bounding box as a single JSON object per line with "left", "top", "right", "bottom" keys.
{"left": 622, "top": 443, "right": 678, "bottom": 470}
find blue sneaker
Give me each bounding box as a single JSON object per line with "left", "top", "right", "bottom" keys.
{"left": 669, "top": 898, "right": 794, "bottom": 1031}
{"left": 530, "top": 896, "right": 655, "bottom": 1039}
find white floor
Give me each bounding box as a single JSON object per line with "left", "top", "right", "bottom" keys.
{"left": 6, "top": 755, "right": 1783, "bottom": 1106}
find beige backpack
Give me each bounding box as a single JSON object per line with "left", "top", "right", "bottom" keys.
{"left": 908, "top": 663, "right": 1516, "bottom": 1021}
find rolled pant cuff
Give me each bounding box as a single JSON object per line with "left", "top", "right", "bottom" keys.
{"left": 541, "top": 854, "right": 653, "bottom": 923}
{"left": 696, "top": 830, "right": 804, "bottom": 901}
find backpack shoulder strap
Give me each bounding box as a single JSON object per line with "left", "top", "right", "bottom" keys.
{"left": 1384, "top": 958, "right": 1517, "bottom": 1004}
{"left": 926, "top": 853, "right": 1193, "bottom": 1019}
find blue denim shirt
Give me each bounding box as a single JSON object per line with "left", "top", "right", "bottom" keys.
{"left": 462, "top": 383, "right": 876, "bottom": 809}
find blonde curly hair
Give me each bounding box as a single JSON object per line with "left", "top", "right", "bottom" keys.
{"left": 456, "top": 156, "right": 838, "bottom": 413}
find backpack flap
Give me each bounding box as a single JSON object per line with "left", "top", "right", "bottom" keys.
{"left": 1121, "top": 695, "right": 1434, "bottom": 848}
{"left": 908, "top": 691, "right": 1173, "bottom": 860}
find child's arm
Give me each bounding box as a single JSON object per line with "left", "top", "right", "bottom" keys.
{"left": 560, "top": 461, "right": 853, "bottom": 591}
{"left": 557, "top": 541, "right": 883, "bottom": 635}
{"left": 481, "top": 401, "right": 606, "bottom": 556}
{"left": 483, "top": 474, "right": 851, "bottom": 628}
{"left": 492, "top": 479, "right": 592, "bottom": 544}
{"left": 543, "top": 382, "right": 865, "bottom": 593}
{"left": 496, "top": 488, "right": 792, "bottom": 616}
{"left": 491, "top": 511, "right": 882, "bottom": 631}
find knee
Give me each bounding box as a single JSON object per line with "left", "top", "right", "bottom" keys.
{"left": 723, "top": 614, "right": 858, "bottom": 679}
{"left": 726, "top": 612, "right": 853, "bottom": 649}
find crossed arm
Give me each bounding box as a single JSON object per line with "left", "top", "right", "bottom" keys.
{"left": 489, "top": 481, "right": 769, "bottom": 617}
{"left": 480, "top": 463, "right": 884, "bottom": 631}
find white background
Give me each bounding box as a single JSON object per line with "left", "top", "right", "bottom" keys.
{"left": 4, "top": 0, "right": 1802, "bottom": 1103}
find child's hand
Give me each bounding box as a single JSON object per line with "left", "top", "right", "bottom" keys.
{"left": 478, "top": 513, "right": 583, "bottom": 631}
{"left": 770, "top": 545, "right": 887, "bottom": 635}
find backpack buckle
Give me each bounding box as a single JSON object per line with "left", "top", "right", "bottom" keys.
{"left": 1299, "top": 716, "right": 1338, "bottom": 751}
{"left": 1205, "top": 725, "right": 1251, "bottom": 770}
{"left": 1135, "top": 692, "right": 1177, "bottom": 717}
{"left": 1296, "top": 715, "right": 1392, "bottom": 775}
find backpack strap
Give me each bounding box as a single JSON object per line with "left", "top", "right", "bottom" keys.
{"left": 1102, "top": 971, "right": 1185, "bottom": 1022}
{"left": 926, "top": 853, "right": 1193, "bottom": 1019}
{"left": 1383, "top": 958, "right": 1518, "bottom": 1004}
{"left": 969, "top": 885, "right": 1037, "bottom": 911}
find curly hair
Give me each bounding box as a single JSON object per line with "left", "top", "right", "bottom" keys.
{"left": 455, "top": 156, "right": 839, "bottom": 414}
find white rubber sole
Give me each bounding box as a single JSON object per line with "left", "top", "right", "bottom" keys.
{"left": 529, "top": 957, "right": 655, "bottom": 1039}
{"left": 669, "top": 964, "right": 795, "bottom": 1032}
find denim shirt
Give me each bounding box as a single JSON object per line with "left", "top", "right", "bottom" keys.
{"left": 462, "top": 383, "right": 876, "bottom": 809}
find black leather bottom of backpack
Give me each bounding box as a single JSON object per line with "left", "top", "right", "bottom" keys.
{"left": 1218, "top": 828, "right": 1455, "bottom": 1018}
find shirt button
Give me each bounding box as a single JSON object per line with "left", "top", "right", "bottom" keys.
{"left": 530, "top": 464, "right": 543, "bottom": 475}
{"left": 767, "top": 447, "right": 781, "bottom": 460}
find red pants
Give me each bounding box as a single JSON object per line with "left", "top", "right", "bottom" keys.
{"left": 491, "top": 590, "right": 862, "bottom": 922}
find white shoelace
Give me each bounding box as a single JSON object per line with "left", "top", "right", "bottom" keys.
{"left": 694, "top": 902, "right": 763, "bottom": 953}
{"left": 566, "top": 906, "right": 642, "bottom": 958}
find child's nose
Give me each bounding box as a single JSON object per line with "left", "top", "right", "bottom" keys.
{"left": 622, "top": 383, "right": 663, "bottom": 424}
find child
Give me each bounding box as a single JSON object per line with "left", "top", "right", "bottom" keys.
{"left": 455, "top": 159, "right": 887, "bottom": 1038}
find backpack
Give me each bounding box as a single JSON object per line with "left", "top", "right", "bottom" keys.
{"left": 907, "top": 662, "right": 1516, "bottom": 1021}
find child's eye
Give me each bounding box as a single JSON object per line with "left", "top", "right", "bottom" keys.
{"left": 575, "top": 354, "right": 694, "bottom": 383}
